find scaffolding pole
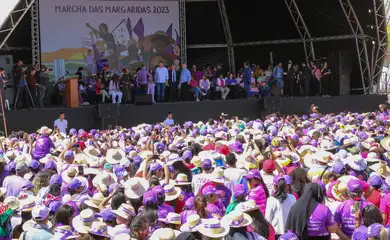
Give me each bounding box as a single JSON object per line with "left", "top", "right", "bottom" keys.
{"left": 217, "top": 0, "right": 235, "bottom": 73}
{"left": 179, "top": 0, "right": 187, "bottom": 64}
{"left": 31, "top": 0, "right": 40, "bottom": 67}
{"left": 339, "top": 0, "right": 372, "bottom": 94}
{"left": 284, "top": 0, "right": 316, "bottom": 62}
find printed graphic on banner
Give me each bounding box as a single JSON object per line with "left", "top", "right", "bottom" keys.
{"left": 39, "top": 0, "right": 180, "bottom": 81}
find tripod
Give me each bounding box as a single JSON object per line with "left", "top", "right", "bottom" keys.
{"left": 13, "top": 77, "right": 35, "bottom": 110}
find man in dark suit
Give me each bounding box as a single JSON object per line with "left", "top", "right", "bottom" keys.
{"left": 167, "top": 65, "right": 178, "bottom": 101}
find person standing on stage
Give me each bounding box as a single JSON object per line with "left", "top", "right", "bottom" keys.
{"left": 136, "top": 65, "right": 151, "bottom": 95}
{"left": 54, "top": 112, "right": 68, "bottom": 134}
{"left": 311, "top": 62, "right": 322, "bottom": 96}
{"left": 155, "top": 61, "right": 169, "bottom": 103}
{"left": 321, "top": 62, "right": 332, "bottom": 97}
{"left": 301, "top": 62, "right": 312, "bottom": 97}
{"left": 168, "top": 65, "right": 178, "bottom": 102}
{"left": 273, "top": 62, "right": 284, "bottom": 92}
{"left": 179, "top": 63, "right": 191, "bottom": 101}
{"left": 121, "top": 67, "right": 132, "bottom": 103}
{"left": 242, "top": 61, "right": 252, "bottom": 99}
{"left": 0, "top": 68, "right": 7, "bottom": 109}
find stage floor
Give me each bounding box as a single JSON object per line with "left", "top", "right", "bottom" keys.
{"left": 4, "top": 95, "right": 387, "bottom": 134}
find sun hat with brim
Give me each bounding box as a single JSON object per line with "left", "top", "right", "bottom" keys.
{"left": 112, "top": 203, "right": 135, "bottom": 220}
{"left": 370, "top": 161, "right": 390, "bottom": 178}
{"left": 15, "top": 153, "right": 32, "bottom": 165}
{"left": 210, "top": 168, "right": 228, "bottom": 184}
{"left": 235, "top": 200, "right": 259, "bottom": 213}
{"left": 361, "top": 138, "right": 376, "bottom": 150}
{"left": 61, "top": 167, "right": 78, "bottom": 184}
{"left": 221, "top": 211, "right": 252, "bottom": 228}
{"left": 345, "top": 155, "right": 367, "bottom": 171}
{"left": 72, "top": 209, "right": 98, "bottom": 234}
{"left": 124, "top": 177, "right": 149, "bottom": 199}
{"left": 4, "top": 197, "right": 20, "bottom": 211}
{"left": 83, "top": 146, "right": 101, "bottom": 161}
{"left": 139, "top": 150, "right": 153, "bottom": 160}
{"left": 198, "top": 218, "right": 230, "bottom": 238}
{"left": 320, "top": 139, "right": 338, "bottom": 151}
{"left": 52, "top": 225, "right": 78, "bottom": 239}
{"left": 174, "top": 173, "right": 191, "bottom": 186}
{"left": 158, "top": 212, "right": 182, "bottom": 225}
{"left": 38, "top": 126, "right": 53, "bottom": 135}
{"left": 303, "top": 151, "right": 333, "bottom": 169}
{"left": 39, "top": 154, "right": 59, "bottom": 164}
{"left": 22, "top": 220, "right": 52, "bottom": 232}
{"left": 149, "top": 228, "right": 181, "bottom": 240}
{"left": 88, "top": 221, "right": 110, "bottom": 238}
{"left": 381, "top": 137, "right": 390, "bottom": 152}
{"left": 337, "top": 175, "right": 358, "bottom": 198}
{"left": 164, "top": 184, "right": 181, "bottom": 201}
{"left": 180, "top": 214, "right": 202, "bottom": 232}
{"left": 343, "top": 135, "right": 359, "bottom": 147}
{"left": 92, "top": 171, "right": 117, "bottom": 193}
{"left": 19, "top": 195, "right": 36, "bottom": 212}
{"left": 84, "top": 192, "right": 105, "bottom": 209}
{"left": 106, "top": 149, "right": 126, "bottom": 165}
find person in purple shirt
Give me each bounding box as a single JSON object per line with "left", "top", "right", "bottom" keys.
{"left": 136, "top": 65, "right": 152, "bottom": 95}
{"left": 152, "top": 185, "right": 174, "bottom": 219}
{"left": 32, "top": 132, "right": 54, "bottom": 160}
{"left": 202, "top": 185, "right": 224, "bottom": 218}
{"left": 334, "top": 179, "right": 372, "bottom": 237}
{"left": 352, "top": 205, "right": 386, "bottom": 240}
{"left": 2, "top": 161, "right": 28, "bottom": 197}
{"left": 286, "top": 182, "right": 348, "bottom": 240}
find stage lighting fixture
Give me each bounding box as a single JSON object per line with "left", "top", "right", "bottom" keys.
{"left": 368, "top": 9, "right": 372, "bottom": 14}
{"left": 372, "top": 40, "right": 376, "bottom": 45}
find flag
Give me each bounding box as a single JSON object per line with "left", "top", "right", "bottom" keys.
{"left": 126, "top": 17, "right": 133, "bottom": 40}
{"left": 133, "top": 18, "right": 144, "bottom": 40}
{"left": 175, "top": 29, "right": 181, "bottom": 46}
{"left": 166, "top": 23, "right": 173, "bottom": 38}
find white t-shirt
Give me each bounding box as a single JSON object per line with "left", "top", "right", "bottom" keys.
{"left": 260, "top": 170, "right": 276, "bottom": 195}
{"left": 224, "top": 167, "right": 247, "bottom": 183}
{"left": 265, "top": 194, "right": 297, "bottom": 235}
{"left": 192, "top": 173, "right": 212, "bottom": 196}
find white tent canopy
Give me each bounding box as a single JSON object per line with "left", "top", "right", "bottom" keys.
{"left": 0, "top": 0, "right": 19, "bottom": 28}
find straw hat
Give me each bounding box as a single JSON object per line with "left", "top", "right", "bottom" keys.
{"left": 83, "top": 146, "right": 101, "bottom": 161}
{"left": 174, "top": 173, "right": 191, "bottom": 186}
{"left": 52, "top": 225, "right": 78, "bottom": 239}
{"left": 73, "top": 209, "right": 98, "bottom": 234}
{"left": 38, "top": 126, "right": 53, "bottom": 135}
{"left": 106, "top": 149, "right": 126, "bottom": 165}
{"left": 4, "top": 150, "right": 17, "bottom": 163}
{"left": 180, "top": 214, "right": 202, "bottom": 232}
{"left": 235, "top": 200, "right": 259, "bottom": 213}
{"left": 15, "top": 153, "right": 32, "bottom": 164}
{"left": 124, "top": 177, "right": 149, "bottom": 199}
{"left": 198, "top": 218, "right": 230, "bottom": 238}
{"left": 345, "top": 155, "right": 367, "bottom": 171}
{"left": 88, "top": 222, "right": 110, "bottom": 237}
{"left": 19, "top": 195, "right": 36, "bottom": 212}
{"left": 163, "top": 184, "right": 181, "bottom": 202}
{"left": 210, "top": 168, "right": 228, "bottom": 184}
{"left": 84, "top": 192, "right": 105, "bottom": 209}
{"left": 158, "top": 212, "right": 181, "bottom": 225}
{"left": 23, "top": 220, "right": 52, "bottom": 232}
{"left": 73, "top": 154, "right": 90, "bottom": 166}
{"left": 0, "top": 188, "right": 7, "bottom": 198}
{"left": 61, "top": 167, "right": 78, "bottom": 183}
{"left": 92, "top": 171, "right": 117, "bottom": 192}
{"left": 221, "top": 211, "right": 252, "bottom": 228}
{"left": 112, "top": 203, "right": 135, "bottom": 220}
{"left": 149, "top": 228, "right": 180, "bottom": 240}
{"left": 303, "top": 151, "right": 333, "bottom": 169}
{"left": 139, "top": 150, "right": 153, "bottom": 160}
{"left": 362, "top": 138, "right": 376, "bottom": 149}
{"left": 320, "top": 139, "right": 337, "bottom": 151}
{"left": 381, "top": 137, "right": 390, "bottom": 152}
{"left": 39, "top": 154, "right": 59, "bottom": 164}
{"left": 4, "top": 196, "right": 20, "bottom": 211}
{"left": 370, "top": 161, "right": 390, "bottom": 178}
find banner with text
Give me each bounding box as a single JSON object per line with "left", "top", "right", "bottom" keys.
{"left": 39, "top": 0, "right": 180, "bottom": 80}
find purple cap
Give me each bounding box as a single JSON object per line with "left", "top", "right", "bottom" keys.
{"left": 182, "top": 150, "right": 193, "bottom": 160}
{"left": 97, "top": 209, "right": 116, "bottom": 221}
{"left": 246, "top": 170, "right": 261, "bottom": 180}
{"left": 29, "top": 160, "right": 40, "bottom": 170}
{"left": 184, "top": 197, "right": 195, "bottom": 210}
{"left": 69, "top": 129, "right": 77, "bottom": 135}
{"left": 143, "top": 191, "right": 157, "bottom": 205}
{"left": 273, "top": 175, "right": 288, "bottom": 186}
{"left": 332, "top": 162, "right": 346, "bottom": 174}
{"left": 233, "top": 184, "right": 247, "bottom": 198}
{"left": 114, "top": 166, "right": 127, "bottom": 178}
{"left": 67, "top": 178, "right": 82, "bottom": 191}
{"left": 152, "top": 185, "right": 164, "bottom": 196}
{"left": 89, "top": 129, "right": 97, "bottom": 136}
{"left": 202, "top": 159, "right": 212, "bottom": 170}
{"left": 369, "top": 174, "right": 383, "bottom": 187}
{"left": 32, "top": 205, "right": 50, "bottom": 221}
{"left": 283, "top": 175, "right": 292, "bottom": 185}
{"left": 5, "top": 162, "right": 16, "bottom": 172}
{"left": 44, "top": 160, "right": 56, "bottom": 170}
{"left": 347, "top": 179, "right": 362, "bottom": 192}
{"left": 50, "top": 174, "right": 63, "bottom": 185}
{"left": 64, "top": 150, "right": 74, "bottom": 159}
{"left": 367, "top": 223, "right": 383, "bottom": 237}
{"left": 278, "top": 230, "right": 298, "bottom": 240}
{"left": 22, "top": 181, "right": 34, "bottom": 190}
{"left": 150, "top": 162, "right": 162, "bottom": 172}
{"left": 202, "top": 186, "right": 222, "bottom": 196}
{"left": 133, "top": 156, "right": 142, "bottom": 165}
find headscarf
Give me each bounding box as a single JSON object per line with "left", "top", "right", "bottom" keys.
{"left": 285, "top": 182, "right": 324, "bottom": 239}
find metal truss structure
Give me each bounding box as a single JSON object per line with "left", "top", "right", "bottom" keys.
{"left": 31, "top": 0, "right": 40, "bottom": 67}
{"left": 179, "top": 0, "right": 187, "bottom": 64}
{"left": 217, "top": 0, "right": 235, "bottom": 73}
{"left": 339, "top": 0, "right": 372, "bottom": 94}
{"left": 0, "top": 0, "right": 35, "bottom": 50}
{"left": 284, "top": 0, "right": 315, "bottom": 63}
{"left": 371, "top": 0, "right": 388, "bottom": 93}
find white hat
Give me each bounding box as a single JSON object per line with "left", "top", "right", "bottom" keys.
{"left": 106, "top": 149, "right": 126, "bottom": 165}
{"left": 52, "top": 225, "right": 77, "bottom": 239}
{"left": 61, "top": 167, "right": 78, "bottom": 184}
{"left": 210, "top": 168, "right": 227, "bottom": 184}
{"left": 158, "top": 212, "right": 181, "bottom": 225}
{"left": 73, "top": 209, "right": 98, "bottom": 234}
{"left": 221, "top": 211, "right": 253, "bottom": 228}
{"left": 112, "top": 203, "right": 136, "bottom": 220}
{"left": 92, "top": 171, "right": 117, "bottom": 193}
{"left": 235, "top": 200, "right": 259, "bottom": 213}
{"left": 4, "top": 196, "right": 20, "bottom": 211}
{"left": 84, "top": 192, "right": 105, "bottom": 209}
{"left": 83, "top": 146, "right": 101, "bottom": 162}
{"left": 124, "top": 177, "right": 149, "bottom": 199}
{"left": 346, "top": 155, "right": 367, "bottom": 171}
{"left": 174, "top": 173, "right": 191, "bottom": 186}
{"left": 303, "top": 151, "right": 333, "bottom": 169}
{"left": 180, "top": 214, "right": 201, "bottom": 232}
{"left": 22, "top": 220, "right": 52, "bottom": 232}
{"left": 19, "top": 195, "right": 36, "bottom": 212}
{"left": 163, "top": 185, "right": 181, "bottom": 202}
{"left": 88, "top": 221, "right": 110, "bottom": 237}
{"left": 198, "top": 218, "right": 230, "bottom": 238}
{"left": 150, "top": 228, "right": 180, "bottom": 240}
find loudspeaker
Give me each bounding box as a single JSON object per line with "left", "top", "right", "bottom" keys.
{"left": 102, "top": 117, "right": 117, "bottom": 130}
{"left": 328, "top": 51, "right": 351, "bottom": 96}
{"left": 98, "top": 104, "right": 120, "bottom": 118}
{"left": 135, "top": 94, "right": 153, "bottom": 105}
{"left": 263, "top": 96, "right": 281, "bottom": 112}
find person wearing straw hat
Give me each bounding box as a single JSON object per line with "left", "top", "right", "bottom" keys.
{"left": 174, "top": 173, "right": 194, "bottom": 202}
{"left": 86, "top": 221, "right": 110, "bottom": 239}
{"left": 20, "top": 205, "right": 53, "bottom": 240}
{"left": 61, "top": 177, "right": 89, "bottom": 207}
{"left": 32, "top": 127, "right": 54, "bottom": 161}
{"left": 197, "top": 218, "right": 230, "bottom": 239}
{"left": 3, "top": 161, "right": 28, "bottom": 197}
{"left": 180, "top": 214, "right": 201, "bottom": 233}
{"left": 150, "top": 227, "right": 180, "bottom": 240}
{"left": 112, "top": 203, "right": 135, "bottom": 226}
{"left": 210, "top": 168, "right": 233, "bottom": 208}
{"left": 163, "top": 184, "right": 184, "bottom": 212}
{"left": 158, "top": 212, "right": 182, "bottom": 230}
{"left": 222, "top": 210, "right": 267, "bottom": 240}
{"left": 72, "top": 209, "right": 99, "bottom": 235}
{"left": 52, "top": 225, "right": 77, "bottom": 240}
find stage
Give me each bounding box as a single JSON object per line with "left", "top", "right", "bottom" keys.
{"left": 4, "top": 95, "right": 387, "bottom": 134}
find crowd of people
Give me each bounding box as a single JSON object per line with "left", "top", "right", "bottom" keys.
{"left": 0, "top": 102, "right": 389, "bottom": 240}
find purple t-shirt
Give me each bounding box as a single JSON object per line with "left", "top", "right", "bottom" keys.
{"left": 352, "top": 226, "right": 367, "bottom": 240}
{"left": 307, "top": 203, "right": 335, "bottom": 237}
{"left": 216, "top": 184, "right": 232, "bottom": 207}
{"left": 158, "top": 203, "right": 174, "bottom": 219}
{"left": 32, "top": 136, "right": 54, "bottom": 160}
{"left": 334, "top": 199, "right": 372, "bottom": 236}
{"left": 380, "top": 193, "right": 390, "bottom": 226}
{"left": 2, "top": 175, "right": 27, "bottom": 197}
{"left": 181, "top": 210, "right": 197, "bottom": 224}
{"left": 206, "top": 203, "right": 223, "bottom": 218}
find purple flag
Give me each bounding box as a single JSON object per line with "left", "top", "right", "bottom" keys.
{"left": 126, "top": 18, "right": 133, "bottom": 39}
{"left": 133, "top": 18, "right": 144, "bottom": 40}
{"left": 175, "top": 29, "right": 181, "bottom": 46}
{"left": 166, "top": 23, "right": 173, "bottom": 38}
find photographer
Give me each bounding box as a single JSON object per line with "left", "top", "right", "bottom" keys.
{"left": 15, "top": 69, "right": 33, "bottom": 110}
{"left": 37, "top": 65, "right": 50, "bottom": 108}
